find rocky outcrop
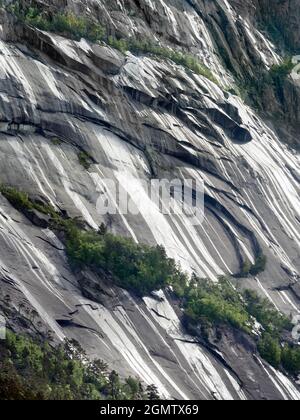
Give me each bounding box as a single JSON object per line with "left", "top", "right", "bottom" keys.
{"left": 253, "top": 0, "right": 300, "bottom": 51}
{"left": 0, "top": 0, "right": 300, "bottom": 400}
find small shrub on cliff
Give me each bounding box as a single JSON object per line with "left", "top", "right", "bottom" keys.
{"left": 239, "top": 254, "right": 267, "bottom": 277}
{"left": 268, "top": 58, "right": 294, "bottom": 101}
{"left": 78, "top": 151, "right": 92, "bottom": 170}
{"left": 269, "top": 59, "right": 294, "bottom": 86}
{"left": 240, "top": 259, "right": 252, "bottom": 277}
{"left": 249, "top": 254, "right": 267, "bottom": 276}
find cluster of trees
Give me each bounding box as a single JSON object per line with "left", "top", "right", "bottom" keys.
{"left": 281, "top": 344, "right": 300, "bottom": 374}
{"left": 258, "top": 334, "right": 300, "bottom": 374}
{"left": 5, "top": 2, "right": 217, "bottom": 84}
{"left": 183, "top": 277, "right": 250, "bottom": 331}
{"left": 180, "top": 278, "right": 300, "bottom": 376}
{"left": 0, "top": 331, "right": 160, "bottom": 400}
{"left": 0, "top": 184, "right": 185, "bottom": 297}
{"left": 178, "top": 276, "right": 289, "bottom": 336}
{"left": 243, "top": 290, "right": 300, "bottom": 375}
{"left": 243, "top": 289, "right": 291, "bottom": 335}
{"left": 242, "top": 289, "right": 300, "bottom": 372}
{"left": 66, "top": 225, "right": 187, "bottom": 296}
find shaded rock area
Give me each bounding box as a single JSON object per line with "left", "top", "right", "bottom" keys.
{"left": 0, "top": 0, "right": 300, "bottom": 400}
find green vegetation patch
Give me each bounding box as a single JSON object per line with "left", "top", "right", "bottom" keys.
{"left": 0, "top": 330, "right": 159, "bottom": 400}
{"left": 258, "top": 334, "right": 300, "bottom": 373}
{"left": 0, "top": 184, "right": 185, "bottom": 296}
{"left": 66, "top": 225, "right": 187, "bottom": 296}
{"left": 7, "top": 3, "right": 104, "bottom": 42}
{"left": 237, "top": 58, "right": 294, "bottom": 109}
{"left": 281, "top": 344, "right": 300, "bottom": 375}
{"left": 6, "top": 2, "right": 218, "bottom": 84}
{"left": 258, "top": 333, "right": 282, "bottom": 368}
{"left": 107, "top": 37, "right": 218, "bottom": 84}
{"left": 243, "top": 289, "right": 291, "bottom": 335}
{"left": 78, "top": 151, "right": 92, "bottom": 170}
{"left": 0, "top": 185, "right": 58, "bottom": 219}
{"left": 240, "top": 254, "right": 267, "bottom": 277}
{"left": 183, "top": 277, "right": 251, "bottom": 332}
{"left": 0, "top": 185, "right": 33, "bottom": 212}
{"left": 50, "top": 137, "right": 63, "bottom": 146}
{"left": 269, "top": 59, "right": 294, "bottom": 92}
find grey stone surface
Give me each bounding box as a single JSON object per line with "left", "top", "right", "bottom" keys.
{"left": 0, "top": 0, "right": 300, "bottom": 400}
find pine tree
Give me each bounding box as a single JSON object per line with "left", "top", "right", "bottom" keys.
{"left": 146, "top": 384, "right": 160, "bottom": 400}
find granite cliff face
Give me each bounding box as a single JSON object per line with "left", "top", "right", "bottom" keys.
{"left": 0, "top": 0, "right": 300, "bottom": 400}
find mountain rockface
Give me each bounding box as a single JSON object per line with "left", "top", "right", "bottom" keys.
{"left": 0, "top": 0, "right": 300, "bottom": 400}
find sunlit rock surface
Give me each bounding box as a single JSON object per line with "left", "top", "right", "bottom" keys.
{"left": 0, "top": 0, "right": 300, "bottom": 400}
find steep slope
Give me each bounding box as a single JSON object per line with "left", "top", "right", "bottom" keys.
{"left": 0, "top": 0, "right": 300, "bottom": 400}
